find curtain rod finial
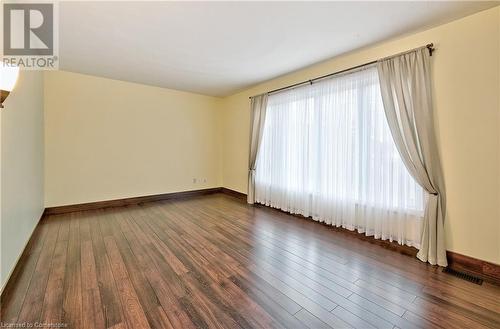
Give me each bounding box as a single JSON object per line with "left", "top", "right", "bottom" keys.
{"left": 426, "top": 43, "right": 435, "bottom": 56}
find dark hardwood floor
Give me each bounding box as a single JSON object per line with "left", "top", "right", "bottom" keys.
{"left": 1, "top": 193, "right": 499, "bottom": 328}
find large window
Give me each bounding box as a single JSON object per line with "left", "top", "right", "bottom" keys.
{"left": 255, "top": 66, "right": 425, "bottom": 247}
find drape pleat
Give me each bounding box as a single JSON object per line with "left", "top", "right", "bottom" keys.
{"left": 377, "top": 47, "right": 447, "bottom": 266}
{"left": 247, "top": 94, "right": 268, "bottom": 204}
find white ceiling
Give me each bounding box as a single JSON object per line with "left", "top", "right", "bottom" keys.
{"left": 59, "top": 1, "right": 499, "bottom": 96}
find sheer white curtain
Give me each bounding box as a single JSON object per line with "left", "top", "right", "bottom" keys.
{"left": 255, "top": 66, "right": 425, "bottom": 247}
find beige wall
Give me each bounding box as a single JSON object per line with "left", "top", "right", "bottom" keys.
{"left": 498, "top": 6, "right": 500, "bottom": 266}
{"left": 1, "top": 71, "right": 45, "bottom": 290}
{"left": 220, "top": 7, "right": 500, "bottom": 264}
{"left": 44, "top": 71, "right": 222, "bottom": 207}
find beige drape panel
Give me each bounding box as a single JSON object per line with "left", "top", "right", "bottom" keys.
{"left": 377, "top": 48, "right": 447, "bottom": 266}
{"left": 247, "top": 94, "right": 268, "bottom": 204}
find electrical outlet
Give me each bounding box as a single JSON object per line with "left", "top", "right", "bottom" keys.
{"left": 193, "top": 178, "right": 197, "bottom": 183}
{"left": 203, "top": 178, "right": 207, "bottom": 183}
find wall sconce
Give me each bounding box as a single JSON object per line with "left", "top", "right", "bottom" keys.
{"left": 0, "top": 65, "right": 20, "bottom": 109}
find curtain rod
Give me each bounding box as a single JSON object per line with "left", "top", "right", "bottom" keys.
{"left": 249, "top": 43, "right": 434, "bottom": 99}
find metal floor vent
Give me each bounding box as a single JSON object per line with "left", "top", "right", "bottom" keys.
{"left": 442, "top": 267, "right": 483, "bottom": 285}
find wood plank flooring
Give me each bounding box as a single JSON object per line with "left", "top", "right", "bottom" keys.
{"left": 1, "top": 193, "right": 499, "bottom": 328}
